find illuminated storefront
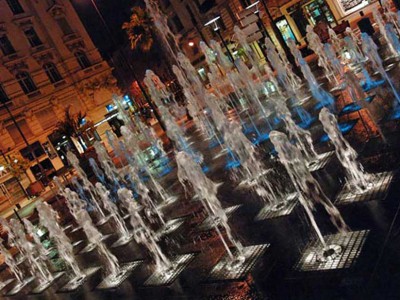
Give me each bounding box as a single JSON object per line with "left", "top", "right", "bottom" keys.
{"left": 278, "top": 0, "right": 379, "bottom": 45}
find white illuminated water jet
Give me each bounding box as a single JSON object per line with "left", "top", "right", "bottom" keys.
{"left": 319, "top": 108, "right": 371, "bottom": 193}
{"left": 9, "top": 218, "right": 54, "bottom": 286}
{"left": 361, "top": 33, "right": 400, "bottom": 105}
{"left": 95, "top": 183, "right": 133, "bottom": 243}
{"left": 117, "top": 188, "right": 171, "bottom": 272}
{"left": 66, "top": 152, "right": 107, "bottom": 220}
{"left": 93, "top": 141, "right": 124, "bottom": 189}
{"left": 120, "top": 126, "right": 177, "bottom": 205}
{"left": 0, "top": 237, "right": 29, "bottom": 292}
{"left": 64, "top": 188, "right": 121, "bottom": 279}
{"left": 0, "top": 217, "right": 27, "bottom": 263}
{"left": 22, "top": 219, "right": 49, "bottom": 259}
{"left": 373, "top": 10, "right": 398, "bottom": 57}
{"left": 288, "top": 38, "right": 335, "bottom": 110}
{"left": 124, "top": 162, "right": 165, "bottom": 224}
{"left": 282, "top": 113, "right": 318, "bottom": 162}
{"left": 306, "top": 25, "right": 336, "bottom": 83}
{"left": 271, "top": 130, "right": 348, "bottom": 259}
{"left": 36, "top": 202, "right": 85, "bottom": 282}
{"left": 176, "top": 151, "right": 244, "bottom": 263}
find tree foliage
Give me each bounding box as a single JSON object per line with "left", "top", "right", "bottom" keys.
{"left": 122, "top": 7, "right": 155, "bottom": 52}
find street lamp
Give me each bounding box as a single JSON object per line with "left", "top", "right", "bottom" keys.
{"left": 86, "top": 0, "right": 167, "bottom": 132}
{"left": 247, "top": 0, "right": 300, "bottom": 75}
{"left": 204, "top": 16, "right": 236, "bottom": 63}
{"left": 245, "top": 1, "right": 272, "bottom": 41}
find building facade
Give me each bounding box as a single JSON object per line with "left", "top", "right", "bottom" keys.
{"left": 0, "top": 0, "right": 118, "bottom": 198}
{"left": 159, "top": 0, "right": 379, "bottom": 72}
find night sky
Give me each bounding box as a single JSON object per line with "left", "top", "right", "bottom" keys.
{"left": 70, "top": 0, "right": 142, "bottom": 56}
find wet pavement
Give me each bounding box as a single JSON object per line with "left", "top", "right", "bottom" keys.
{"left": 2, "top": 50, "right": 400, "bottom": 300}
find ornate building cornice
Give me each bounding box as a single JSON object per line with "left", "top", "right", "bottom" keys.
{"left": 48, "top": 4, "right": 66, "bottom": 19}
{"left": 4, "top": 60, "right": 29, "bottom": 75}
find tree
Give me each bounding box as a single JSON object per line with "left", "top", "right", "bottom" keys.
{"left": 122, "top": 7, "right": 155, "bottom": 53}
{"left": 54, "top": 107, "right": 94, "bottom": 153}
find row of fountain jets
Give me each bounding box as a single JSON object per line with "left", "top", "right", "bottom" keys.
{"left": 0, "top": 0, "right": 398, "bottom": 292}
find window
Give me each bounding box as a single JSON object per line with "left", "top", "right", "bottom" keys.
{"left": 74, "top": 51, "right": 91, "bottom": 69}
{"left": 43, "top": 63, "right": 63, "bottom": 83}
{"left": 24, "top": 28, "right": 42, "bottom": 47}
{"left": 0, "top": 84, "right": 9, "bottom": 104}
{"left": 16, "top": 72, "right": 37, "bottom": 94}
{"left": 56, "top": 18, "right": 73, "bottom": 36}
{"left": 20, "top": 141, "right": 45, "bottom": 161}
{"left": 0, "top": 36, "right": 16, "bottom": 56}
{"left": 7, "top": 120, "right": 33, "bottom": 146}
{"left": 6, "top": 0, "right": 24, "bottom": 15}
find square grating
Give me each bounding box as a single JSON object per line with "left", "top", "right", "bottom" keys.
{"left": 294, "top": 230, "right": 369, "bottom": 272}
{"left": 197, "top": 205, "right": 242, "bottom": 232}
{"left": 335, "top": 172, "right": 394, "bottom": 205}
{"left": 143, "top": 253, "right": 196, "bottom": 287}
{"left": 96, "top": 261, "right": 141, "bottom": 290}
{"left": 157, "top": 218, "right": 186, "bottom": 238}
{"left": 255, "top": 194, "right": 298, "bottom": 220}
{"left": 206, "top": 244, "right": 269, "bottom": 282}
{"left": 58, "top": 267, "right": 101, "bottom": 293}
{"left": 5, "top": 276, "right": 35, "bottom": 296}
{"left": 30, "top": 272, "right": 65, "bottom": 294}
{"left": 79, "top": 234, "right": 113, "bottom": 254}
{"left": 308, "top": 151, "right": 334, "bottom": 173}
{"left": 111, "top": 232, "right": 136, "bottom": 248}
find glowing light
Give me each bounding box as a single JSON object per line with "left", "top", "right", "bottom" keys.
{"left": 188, "top": 41, "right": 194, "bottom": 47}
{"left": 245, "top": 1, "right": 260, "bottom": 10}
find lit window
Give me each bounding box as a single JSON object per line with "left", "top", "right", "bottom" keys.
{"left": 6, "top": 0, "right": 24, "bottom": 15}
{"left": 24, "top": 28, "right": 43, "bottom": 47}
{"left": 16, "top": 72, "right": 38, "bottom": 94}
{"left": 74, "top": 51, "right": 91, "bottom": 69}
{"left": 43, "top": 63, "right": 63, "bottom": 83}
{"left": 0, "top": 36, "right": 16, "bottom": 56}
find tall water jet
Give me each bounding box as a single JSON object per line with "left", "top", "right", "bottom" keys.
{"left": 319, "top": 108, "right": 371, "bottom": 193}
{"left": 173, "top": 64, "right": 221, "bottom": 146}
{"left": 282, "top": 113, "right": 318, "bottom": 162}
{"left": 120, "top": 126, "right": 177, "bottom": 205}
{"left": 373, "top": 10, "right": 398, "bottom": 57}
{"left": 385, "top": 23, "right": 400, "bottom": 56}
{"left": 288, "top": 38, "right": 335, "bottom": 110}
{"left": 22, "top": 218, "right": 49, "bottom": 259}
{"left": 176, "top": 151, "right": 243, "bottom": 261}
{"left": 144, "top": 0, "right": 180, "bottom": 65}
{"left": 0, "top": 237, "right": 33, "bottom": 295}
{"left": 9, "top": 218, "right": 59, "bottom": 292}
{"left": 270, "top": 130, "right": 348, "bottom": 260}
{"left": 264, "top": 37, "right": 301, "bottom": 92}
{"left": 306, "top": 25, "right": 336, "bottom": 83}
{"left": 117, "top": 188, "right": 171, "bottom": 271}
{"left": 36, "top": 201, "right": 90, "bottom": 291}
{"left": 124, "top": 161, "right": 166, "bottom": 224}
{"left": 0, "top": 217, "right": 27, "bottom": 263}
{"left": 95, "top": 183, "right": 134, "bottom": 247}
{"left": 64, "top": 188, "right": 138, "bottom": 289}
{"left": 66, "top": 152, "right": 107, "bottom": 222}
{"left": 361, "top": 32, "right": 400, "bottom": 104}
{"left": 93, "top": 141, "right": 123, "bottom": 189}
